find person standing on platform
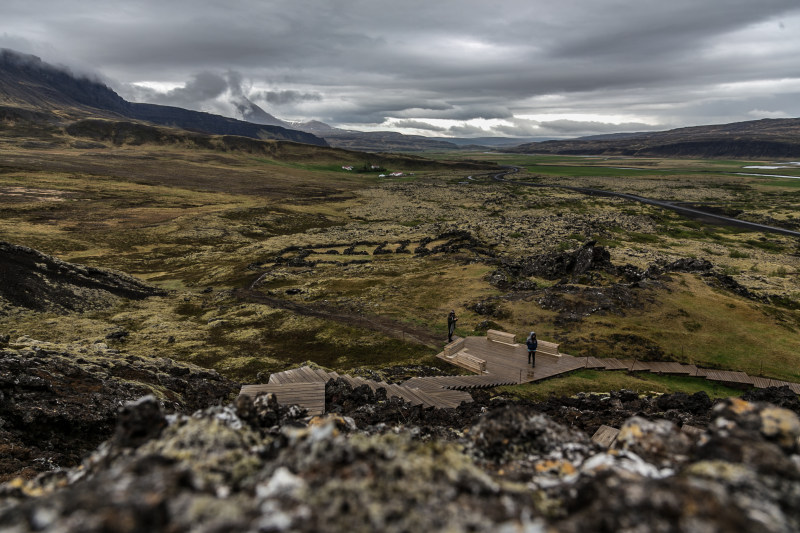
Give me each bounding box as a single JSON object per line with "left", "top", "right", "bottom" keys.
{"left": 526, "top": 332, "right": 538, "bottom": 367}
{"left": 447, "top": 310, "right": 458, "bottom": 343}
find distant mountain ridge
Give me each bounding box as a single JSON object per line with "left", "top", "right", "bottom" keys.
{"left": 234, "top": 94, "right": 465, "bottom": 152}
{"left": 508, "top": 118, "right": 800, "bottom": 158}
{"left": 6, "top": 48, "right": 798, "bottom": 157}
{"left": 0, "top": 49, "right": 327, "bottom": 146}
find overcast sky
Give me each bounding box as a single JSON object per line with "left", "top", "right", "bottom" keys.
{"left": 2, "top": 0, "right": 800, "bottom": 138}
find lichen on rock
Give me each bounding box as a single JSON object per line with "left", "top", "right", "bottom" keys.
{"left": 2, "top": 383, "right": 800, "bottom": 531}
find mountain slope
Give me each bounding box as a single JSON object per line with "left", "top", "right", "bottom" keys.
{"left": 509, "top": 117, "right": 800, "bottom": 158}
{"left": 0, "top": 49, "right": 327, "bottom": 146}
{"left": 233, "top": 95, "right": 291, "bottom": 128}
{"left": 320, "top": 130, "right": 461, "bottom": 152}
{"left": 236, "top": 95, "right": 463, "bottom": 152}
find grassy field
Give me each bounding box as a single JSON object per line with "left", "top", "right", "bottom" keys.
{"left": 2, "top": 136, "right": 799, "bottom": 396}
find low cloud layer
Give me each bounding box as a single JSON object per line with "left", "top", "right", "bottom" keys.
{"left": 251, "top": 90, "right": 322, "bottom": 106}
{"left": 2, "top": 0, "right": 799, "bottom": 138}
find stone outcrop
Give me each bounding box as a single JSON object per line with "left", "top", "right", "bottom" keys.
{"left": 0, "top": 241, "right": 167, "bottom": 313}
{"left": 489, "top": 241, "right": 613, "bottom": 289}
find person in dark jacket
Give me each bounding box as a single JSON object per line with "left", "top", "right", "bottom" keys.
{"left": 526, "top": 332, "right": 538, "bottom": 367}
{"left": 447, "top": 310, "right": 458, "bottom": 343}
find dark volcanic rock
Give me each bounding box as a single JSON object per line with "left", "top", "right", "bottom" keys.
{"left": 235, "top": 393, "right": 310, "bottom": 434}
{"left": 0, "top": 399, "right": 539, "bottom": 532}
{"left": 532, "top": 390, "right": 716, "bottom": 436}
{"left": 659, "top": 257, "right": 764, "bottom": 301}
{"left": 663, "top": 257, "right": 714, "bottom": 273}
{"left": 536, "top": 282, "right": 646, "bottom": 324}
{"left": 698, "top": 398, "right": 800, "bottom": 465}
{"left": 1, "top": 391, "right": 800, "bottom": 531}
{"left": 488, "top": 241, "right": 612, "bottom": 291}
{"left": 526, "top": 241, "right": 612, "bottom": 280}
{"left": 705, "top": 272, "right": 762, "bottom": 300}
{"left": 112, "top": 395, "right": 168, "bottom": 448}
{"left": 555, "top": 398, "right": 800, "bottom": 533}
{"left": 0, "top": 242, "right": 167, "bottom": 313}
{"left": 655, "top": 390, "right": 713, "bottom": 414}
{"left": 613, "top": 416, "right": 693, "bottom": 468}
{"left": 467, "top": 298, "right": 509, "bottom": 318}
{"left": 558, "top": 472, "right": 778, "bottom": 532}
{"left": 323, "top": 377, "right": 488, "bottom": 439}
{"left": 0, "top": 338, "right": 238, "bottom": 481}
{"left": 470, "top": 405, "right": 591, "bottom": 462}
{"left": 742, "top": 386, "right": 800, "bottom": 415}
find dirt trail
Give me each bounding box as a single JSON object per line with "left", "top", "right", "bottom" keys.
{"left": 234, "top": 288, "right": 443, "bottom": 349}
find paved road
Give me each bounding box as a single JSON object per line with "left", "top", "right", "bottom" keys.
{"left": 491, "top": 166, "right": 800, "bottom": 238}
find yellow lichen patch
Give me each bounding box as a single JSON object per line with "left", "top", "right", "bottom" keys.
{"left": 141, "top": 416, "right": 264, "bottom": 487}
{"left": 759, "top": 406, "right": 800, "bottom": 449}
{"left": 533, "top": 459, "right": 577, "bottom": 476}
{"left": 307, "top": 414, "right": 351, "bottom": 434}
{"left": 685, "top": 460, "right": 753, "bottom": 484}
{"left": 5, "top": 477, "right": 45, "bottom": 497}
{"left": 617, "top": 422, "right": 644, "bottom": 444}
{"left": 728, "top": 397, "right": 756, "bottom": 415}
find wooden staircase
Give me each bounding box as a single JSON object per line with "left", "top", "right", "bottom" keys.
{"left": 239, "top": 365, "right": 474, "bottom": 412}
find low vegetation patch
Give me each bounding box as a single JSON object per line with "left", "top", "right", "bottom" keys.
{"left": 2, "top": 141, "right": 799, "bottom": 398}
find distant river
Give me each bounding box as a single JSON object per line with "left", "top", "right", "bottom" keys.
{"left": 732, "top": 173, "right": 800, "bottom": 180}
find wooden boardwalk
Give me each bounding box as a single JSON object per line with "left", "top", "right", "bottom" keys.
{"left": 433, "top": 335, "right": 799, "bottom": 393}
{"left": 239, "top": 331, "right": 800, "bottom": 415}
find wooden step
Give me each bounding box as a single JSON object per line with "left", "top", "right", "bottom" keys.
{"left": 239, "top": 382, "right": 326, "bottom": 415}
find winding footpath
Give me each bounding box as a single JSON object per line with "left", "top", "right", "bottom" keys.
{"left": 491, "top": 166, "right": 800, "bottom": 238}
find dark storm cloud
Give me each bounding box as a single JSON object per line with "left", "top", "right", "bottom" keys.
{"left": 2, "top": 0, "right": 800, "bottom": 136}
{"left": 152, "top": 72, "right": 229, "bottom": 106}
{"left": 114, "top": 71, "right": 232, "bottom": 115}
{"left": 448, "top": 124, "right": 493, "bottom": 137}
{"left": 391, "top": 120, "right": 447, "bottom": 132}
{"left": 251, "top": 90, "right": 322, "bottom": 106}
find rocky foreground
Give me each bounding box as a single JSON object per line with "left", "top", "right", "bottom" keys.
{"left": 0, "top": 337, "right": 238, "bottom": 481}
{"left": 1, "top": 372, "right": 799, "bottom": 532}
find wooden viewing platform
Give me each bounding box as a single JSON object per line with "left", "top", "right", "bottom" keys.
{"left": 436, "top": 335, "right": 799, "bottom": 391}
{"left": 239, "top": 329, "right": 800, "bottom": 415}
